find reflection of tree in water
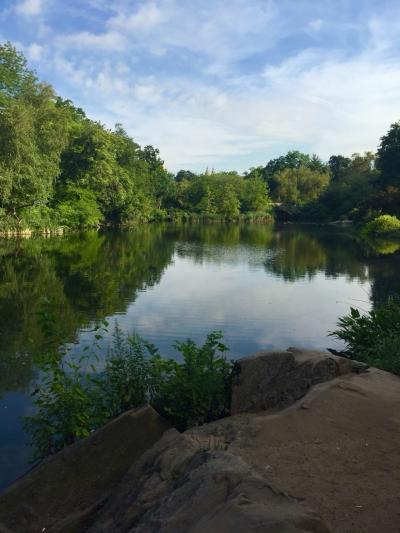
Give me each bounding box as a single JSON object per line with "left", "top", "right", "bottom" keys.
{"left": 172, "top": 223, "right": 399, "bottom": 309}
{"left": 173, "top": 223, "right": 274, "bottom": 264}
{"left": 264, "top": 227, "right": 372, "bottom": 282}
{"left": 0, "top": 227, "right": 175, "bottom": 396}
{"left": 365, "top": 251, "right": 400, "bottom": 307}
{"left": 1, "top": 223, "right": 399, "bottom": 397}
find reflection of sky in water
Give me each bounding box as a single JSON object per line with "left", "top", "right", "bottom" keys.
{"left": 75, "top": 252, "right": 372, "bottom": 360}
{"left": 0, "top": 229, "right": 377, "bottom": 489}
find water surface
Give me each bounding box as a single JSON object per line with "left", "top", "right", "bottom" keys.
{"left": 1, "top": 223, "right": 399, "bottom": 488}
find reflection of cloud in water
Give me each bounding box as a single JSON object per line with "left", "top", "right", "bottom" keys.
{"left": 113, "top": 255, "right": 372, "bottom": 359}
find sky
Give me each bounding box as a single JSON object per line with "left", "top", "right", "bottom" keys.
{"left": 1, "top": 0, "right": 400, "bottom": 172}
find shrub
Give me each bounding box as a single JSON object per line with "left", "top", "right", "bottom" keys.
{"left": 56, "top": 186, "right": 102, "bottom": 228}
{"left": 363, "top": 214, "right": 400, "bottom": 236}
{"left": 154, "top": 332, "right": 232, "bottom": 431}
{"left": 330, "top": 302, "right": 400, "bottom": 374}
{"left": 25, "top": 318, "right": 233, "bottom": 460}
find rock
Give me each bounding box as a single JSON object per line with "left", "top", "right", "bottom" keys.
{"left": 0, "top": 405, "right": 170, "bottom": 533}
{"left": 351, "top": 360, "right": 370, "bottom": 374}
{"left": 231, "top": 347, "right": 354, "bottom": 414}
{"left": 86, "top": 430, "right": 330, "bottom": 532}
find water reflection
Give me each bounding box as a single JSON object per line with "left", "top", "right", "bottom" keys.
{"left": 0, "top": 223, "right": 399, "bottom": 488}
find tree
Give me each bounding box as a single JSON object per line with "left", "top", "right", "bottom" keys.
{"left": 328, "top": 155, "right": 351, "bottom": 181}
{"left": 321, "top": 153, "right": 377, "bottom": 219}
{"left": 243, "top": 175, "right": 271, "bottom": 212}
{"left": 0, "top": 89, "right": 70, "bottom": 222}
{"left": 175, "top": 170, "right": 196, "bottom": 182}
{"left": 0, "top": 42, "right": 37, "bottom": 104}
{"left": 377, "top": 120, "right": 400, "bottom": 188}
{"left": 262, "top": 151, "right": 328, "bottom": 199}
{"left": 274, "top": 167, "right": 329, "bottom": 205}
{"left": 219, "top": 184, "right": 240, "bottom": 219}
{"left": 139, "top": 145, "right": 175, "bottom": 209}
{"left": 197, "top": 186, "right": 217, "bottom": 216}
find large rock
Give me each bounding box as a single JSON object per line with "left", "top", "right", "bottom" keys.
{"left": 0, "top": 412, "right": 330, "bottom": 532}
{"left": 231, "top": 347, "right": 364, "bottom": 414}
{"left": 0, "top": 405, "right": 170, "bottom": 533}
{"left": 86, "top": 429, "right": 330, "bottom": 532}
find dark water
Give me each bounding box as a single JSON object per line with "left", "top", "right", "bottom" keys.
{"left": 0, "top": 223, "right": 399, "bottom": 489}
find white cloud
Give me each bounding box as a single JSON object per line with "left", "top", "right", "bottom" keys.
{"left": 308, "top": 18, "right": 323, "bottom": 31}
{"left": 26, "top": 42, "right": 44, "bottom": 61}
{"left": 109, "top": 2, "right": 168, "bottom": 31}
{"left": 16, "top": 0, "right": 44, "bottom": 16}
{"left": 7, "top": 1, "right": 400, "bottom": 171}
{"left": 57, "top": 31, "right": 126, "bottom": 51}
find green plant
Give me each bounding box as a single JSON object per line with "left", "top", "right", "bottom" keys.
{"left": 155, "top": 331, "right": 232, "bottom": 431}
{"left": 25, "top": 309, "right": 233, "bottom": 460}
{"left": 330, "top": 302, "right": 400, "bottom": 374}
{"left": 24, "top": 301, "right": 109, "bottom": 459}
{"left": 363, "top": 214, "right": 400, "bottom": 236}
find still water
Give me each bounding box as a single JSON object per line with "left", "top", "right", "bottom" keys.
{"left": 0, "top": 223, "right": 399, "bottom": 488}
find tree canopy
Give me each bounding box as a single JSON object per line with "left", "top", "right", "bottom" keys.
{"left": 1, "top": 41, "right": 400, "bottom": 230}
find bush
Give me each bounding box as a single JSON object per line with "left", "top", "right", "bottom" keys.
{"left": 363, "top": 214, "right": 400, "bottom": 236}
{"left": 56, "top": 186, "right": 102, "bottom": 228}
{"left": 25, "top": 318, "right": 233, "bottom": 460}
{"left": 154, "top": 332, "right": 232, "bottom": 431}
{"left": 330, "top": 302, "right": 400, "bottom": 374}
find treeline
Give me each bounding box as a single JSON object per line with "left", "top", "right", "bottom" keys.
{"left": 0, "top": 43, "right": 271, "bottom": 232}
{"left": 242, "top": 146, "right": 400, "bottom": 223}
{"left": 1, "top": 41, "right": 400, "bottom": 232}
{"left": 0, "top": 42, "right": 176, "bottom": 231}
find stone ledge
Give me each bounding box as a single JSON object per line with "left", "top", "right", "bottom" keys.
{"left": 231, "top": 347, "right": 368, "bottom": 415}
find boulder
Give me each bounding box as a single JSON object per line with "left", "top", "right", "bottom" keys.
{"left": 0, "top": 405, "right": 170, "bottom": 533}
{"left": 231, "top": 347, "right": 359, "bottom": 414}
{"left": 86, "top": 430, "right": 330, "bottom": 532}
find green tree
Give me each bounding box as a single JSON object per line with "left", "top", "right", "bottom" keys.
{"left": 0, "top": 91, "right": 69, "bottom": 223}
{"left": 274, "top": 167, "right": 329, "bottom": 205}
{"left": 262, "top": 151, "right": 328, "bottom": 199}
{"left": 328, "top": 155, "right": 351, "bottom": 181}
{"left": 219, "top": 184, "right": 240, "bottom": 218}
{"left": 0, "top": 42, "right": 37, "bottom": 104}
{"left": 197, "top": 186, "right": 217, "bottom": 216}
{"left": 243, "top": 175, "right": 271, "bottom": 212}
{"left": 377, "top": 120, "right": 400, "bottom": 189}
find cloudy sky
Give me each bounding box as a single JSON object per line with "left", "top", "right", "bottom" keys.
{"left": 1, "top": 0, "right": 400, "bottom": 172}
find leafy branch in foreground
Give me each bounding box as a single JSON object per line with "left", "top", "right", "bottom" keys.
{"left": 329, "top": 301, "right": 400, "bottom": 375}
{"left": 25, "top": 315, "right": 233, "bottom": 460}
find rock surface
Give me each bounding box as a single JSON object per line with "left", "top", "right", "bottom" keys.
{"left": 0, "top": 348, "right": 398, "bottom": 533}
{"left": 231, "top": 347, "right": 366, "bottom": 414}
{"left": 0, "top": 405, "right": 170, "bottom": 533}
{"left": 85, "top": 429, "right": 329, "bottom": 533}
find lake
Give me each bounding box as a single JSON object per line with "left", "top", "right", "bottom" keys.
{"left": 0, "top": 223, "right": 399, "bottom": 489}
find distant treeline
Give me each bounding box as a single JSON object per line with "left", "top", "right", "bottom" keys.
{"left": 1, "top": 41, "right": 399, "bottom": 232}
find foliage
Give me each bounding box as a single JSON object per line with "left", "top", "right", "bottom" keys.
{"left": 317, "top": 153, "right": 377, "bottom": 221}
{"left": 25, "top": 311, "right": 233, "bottom": 459}
{"left": 273, "top": 166, "right": 330, "bottom": 205}
{"left": 330, "top": 303, "right": 400, "bottom": 374}
{"left": 174, "top": 171, "right": 271, "bottom": 220}
{"left": 154, "top": 332, "right": 232, "bottom": 431}
{"left": 363, "top": 214, "right": 400, "bottom": 236}
{"left": 377, "top": 120, "right": 400, "bottom": 189}
{"left": 55, "top": 185, "right": 102, "bottom": 228}
{"left": 0, "top": 43, "right": 172, "bottom": 231}
{"left": 2, "top": 41, "right": 400, "bottom": 229}
{"left": 262, "top": 150, "right": 328, "bottom": 198}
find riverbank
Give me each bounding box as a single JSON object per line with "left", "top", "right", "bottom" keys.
{"left": 1, "top": 348, "right": 399, "bottom": 532}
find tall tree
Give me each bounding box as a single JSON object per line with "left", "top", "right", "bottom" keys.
{"left": 377, "top": 120, "right": 400, "bottom": 188}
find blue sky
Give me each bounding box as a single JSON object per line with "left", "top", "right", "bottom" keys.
{"left": 1, "top": 0, "right": 400, "bottom": 172}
